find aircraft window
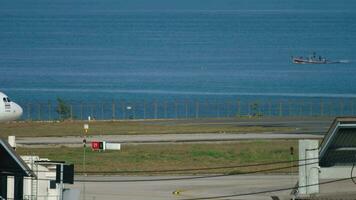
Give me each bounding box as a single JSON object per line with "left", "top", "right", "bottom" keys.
{"left": 6, "top": 98, "right": 11, "bottom": 102}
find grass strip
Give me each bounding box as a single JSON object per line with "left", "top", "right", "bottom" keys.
{"left": 17, "top": 140, "right": 298, "bottom": 174}
{"left": 0, "top": 120, "right": 292, "bottom": 137}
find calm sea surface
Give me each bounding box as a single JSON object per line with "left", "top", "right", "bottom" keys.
{"left": 1, "top": 1, "right": 356, "bottom": 103}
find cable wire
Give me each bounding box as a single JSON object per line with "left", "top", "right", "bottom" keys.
{"left": 76, "top": 156, "right": 318, "bottom": 174}
{"left": 19, "top": 161, "right": 317, "bottom": 183}
{"left": 74, "top": 161, "right": 319, "bottom": 183}
{"left": 0, "top": 156, "right": 319, "bottom": 174}
{"left": 351, "top": 163, "right": 356, "bottom": 185}
{"left": 182, "top": 155, "right": 356, "bottom": 200}
{"left": 180, "top": 177, "right": 352, "bottom": 200}
{"left": 27, "top": 176, "right": 353, "bottom": 200}
{"left": 3, "top": 154, "right": 353, "bottom": 183}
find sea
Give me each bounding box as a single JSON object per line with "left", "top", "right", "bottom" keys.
{"left": 1, "top": 0, "right": 356, "bottom": 106}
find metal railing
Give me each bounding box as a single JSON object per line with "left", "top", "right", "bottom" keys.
{"left": 18, "top": 98, "right": 356, "bottom": 121}
{"left": 23, "top": 195, "right": 60, "bottom": 200}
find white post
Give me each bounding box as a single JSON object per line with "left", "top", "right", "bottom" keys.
{"left": 306, "top": 145, "right": 319, "bottom": 195}
{"left": 83, "top": 124, "right": 88, "bottom": 200}
{"left": 7, "top": 176, "right": 14, "bottom": 199}
{"left": 59, "top": 164, "right": 64, "bottom": 200}
{"left": 8, "top": 136, "right": 16, "bottom": 150}
{"left": 298, "top": 140, "right": 319, "bottom": 196}
{"left": 6, "top": 135, "right": 17, "bottom": 200}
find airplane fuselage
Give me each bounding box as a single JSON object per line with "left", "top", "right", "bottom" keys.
{"left": 0, "top": 92, "right": 23, "bottom": 122}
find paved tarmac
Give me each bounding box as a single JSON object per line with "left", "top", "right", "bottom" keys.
{"left": 17, "top": 133, "right": 323, "bottom": 147}
{"left": 141, "top": 117, "right": 333, "bottom": 134}
{"left": 68, "top": 175, "right": 356, "bottom": 200}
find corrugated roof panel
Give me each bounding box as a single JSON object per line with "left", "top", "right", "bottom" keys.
{"left": 0, "top": 139, "right": 35, "bottom": 177}
{"left": 319, "top": 118, "right": 356, "bottom": 167}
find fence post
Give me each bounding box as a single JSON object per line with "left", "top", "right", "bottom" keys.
{"left": 80, "top": 102, "right": 84, "bottom": 120}
{"left": 70, "top": 104, "right": 73, "bottom": 120}
{"left": 300, "top": 100, "right": 303, "bottom": 116}
{"left": 92, "top": 104, "right": 96, "bottom": 119}
{"left": 237, "top": 100, "right": 241, "bottom": 117}
{"left": 132, "top": 102, "right": 136, "bottom": 119}
{"left": 164, "top": 101, "right": 168, "bottom": 119}
{"left": 268, "top": 101, "right": 272, "bottom": 117}
{"left": 254, "top": 101, "right": 258, "bottom": 117}
{"left": 38, "top": 103, "right": 41, "bottom": 121}
{"left": 154, "top": 101, "right": 158, "bottom": 119}
{"left": 195, "top": 101, "right": 199, "bottom": 119}
{"left": 48, "top": 101, "right": 52, "bottom": 121}
{"left": 205, "top": 100, "right": 209, "bottom": 118}
{"left": 175, "top": 101, "right": 178, "bottom": 119}
{"left": 101, "top": 103, "right": 104, "bottom": 120}
{"left": 111, "top": 101, "right": 115, "bottom": 120}
{"left": 352, "top": 100, "right": 354, "bottom": 116}
{"left": 248, "top": 102, "right": 251, "bottom": 116}
{"left": 121, "top": 101, "right": 126, "bottom": 119}
{"left": 27, "top": 103, "right": 31, "bottom": 121}
{"left": 143, "top": 100, "right": 146, "bottom": 119}
{"left": 225, "top": 101, "right": 230, "bottom": 118}
{"left": 216, "top": 102, "right": 220, "bottom": 118}
{"left": 185, "top": 100, "right": 188, "bottom": 119}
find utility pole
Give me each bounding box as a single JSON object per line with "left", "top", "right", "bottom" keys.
{"left": 83, "top": 123, "right": 89, "bottom": 200}
{"left": 290, "top": 147, "right": 294, "bottom": 186}
{"left": 59, "top": 164, "right": 64, "bottom": 200}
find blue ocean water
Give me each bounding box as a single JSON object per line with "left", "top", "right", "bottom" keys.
{"left": 1, "top": 1, "right": 356, "bottom": 104}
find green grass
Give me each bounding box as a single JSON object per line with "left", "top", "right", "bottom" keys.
{"left": 17, "top": 140, "right": 298, "bottom": 174}
{"left": 0, "top": 120, "right": 292, "bottom": 137}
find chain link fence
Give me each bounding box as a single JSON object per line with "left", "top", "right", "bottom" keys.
{"left": 18, "top": 99, "right": 356, "bottom": 121}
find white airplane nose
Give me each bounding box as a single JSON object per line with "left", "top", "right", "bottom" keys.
{"left": 13, "top": 102, "right": 23, "bottom": 119}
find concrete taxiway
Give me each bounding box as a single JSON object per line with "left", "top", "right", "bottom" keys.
{"left": 69, "top": 175, "right": 356, "bottom": 200}
{"left": 17, "top": 133, "right": 323, "bottom": 147}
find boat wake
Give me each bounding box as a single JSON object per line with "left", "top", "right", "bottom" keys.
{"left": 335, "top": 60, "right": 350, "bottom": 64}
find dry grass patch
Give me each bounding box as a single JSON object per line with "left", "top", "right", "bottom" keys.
{"left": 0, "top": 120, "right": 292, "bottom": 137}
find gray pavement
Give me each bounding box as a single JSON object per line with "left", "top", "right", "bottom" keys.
{"left": 17, "top": 133, "right": 323, "bottom": 147}
{"left": 68, "top": 175, "right": 355, "bottom": 200}
{"left": 143, "top": 117, "right": 333, "bottom": 133}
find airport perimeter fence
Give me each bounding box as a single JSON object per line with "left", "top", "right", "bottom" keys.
{"left": 18, "top": 98, "right": 356, "bottom": 121}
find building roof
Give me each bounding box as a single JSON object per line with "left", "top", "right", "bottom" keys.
{"left": 0, "top": 139, "right": 36, "bottom": 177}
{"left": 319, "top": 117, "right": 356, "bottom": 167}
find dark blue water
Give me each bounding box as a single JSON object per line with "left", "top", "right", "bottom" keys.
{"left": 1, "top": 1, "right": 356, "bottom": 104}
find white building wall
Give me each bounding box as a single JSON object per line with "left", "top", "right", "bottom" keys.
{"left": 298, "top": 140, "right": 319, "bottom": 195}
{"left": 7, "top": 176, "right": 14, "bottom": 200}
{"left": 21, "top": 156, "right": 60, "bottom": 200}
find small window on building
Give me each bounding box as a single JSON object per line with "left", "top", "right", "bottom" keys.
{"left": 3, "top": 97, "right": 6, "bottom": 102}
{"left": 50, "top": 180, "right": 57, "bottom": 189}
